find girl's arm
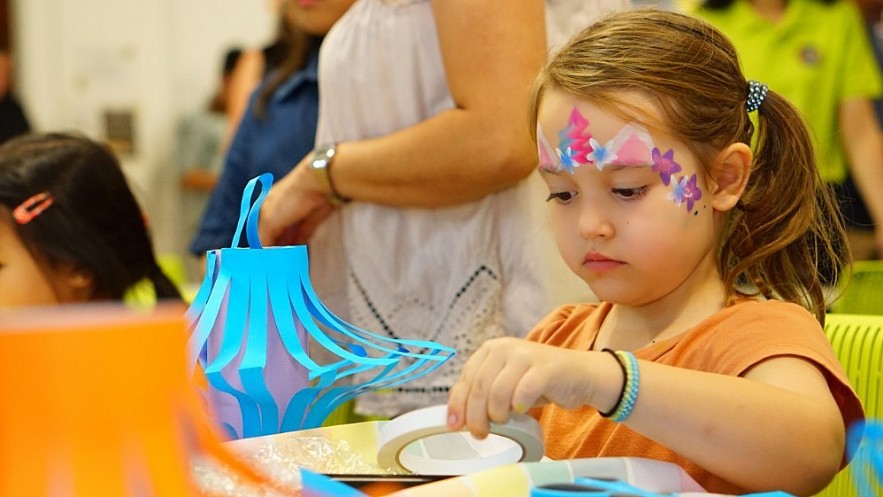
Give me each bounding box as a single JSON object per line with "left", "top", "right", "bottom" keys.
{"left": 448, "top": 339, "right": 844, "bottom": 496}
{"left": 624, "top": 357, "right": 843, "bottom": 496}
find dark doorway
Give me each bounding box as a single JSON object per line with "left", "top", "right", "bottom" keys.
{"left": 0, "top": 0, "right": 8, "bottom": 49}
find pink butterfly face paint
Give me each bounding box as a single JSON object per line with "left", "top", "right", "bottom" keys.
{"left": 538, "top": 105, "right": 701, "bottom": 212}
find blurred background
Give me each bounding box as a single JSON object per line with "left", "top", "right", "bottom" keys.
{"left": 2, "top": 0, "right": 276, "bottom": 282}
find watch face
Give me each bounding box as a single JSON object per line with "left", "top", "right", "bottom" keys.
{"left": 310, "top": 143, "right": 348, "bottom": 204}
{"left": 313, "top": 144, "right": 336, "bottom": 169}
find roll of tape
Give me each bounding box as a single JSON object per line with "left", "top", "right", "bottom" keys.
{"left": 376, "top": 404, "right": 544, "bottom": 475}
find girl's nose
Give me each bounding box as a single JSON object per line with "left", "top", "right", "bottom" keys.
{"left": 577, "top": 201, "right": 614, "bottom": 240}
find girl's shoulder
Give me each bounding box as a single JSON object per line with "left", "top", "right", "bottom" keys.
{"left": 526, "top": 302, "right": 610, "bottom": 347}
{"left": 660, "top": 298, "right": 829, "bottom": 371}
{"left": 718, "top": 298, "right": 821, "bottom": 328}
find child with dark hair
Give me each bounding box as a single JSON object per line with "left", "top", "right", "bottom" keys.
{"left": 0, "top": 133, "right": 182, "bottom": 307}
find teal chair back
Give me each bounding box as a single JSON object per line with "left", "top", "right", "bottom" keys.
{"left": 815, "top": 314, "right": 883, "bottom": 497}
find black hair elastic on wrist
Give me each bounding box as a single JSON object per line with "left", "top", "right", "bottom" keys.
{"left": 599, "top": 348, "right": 627, "bottom": 418}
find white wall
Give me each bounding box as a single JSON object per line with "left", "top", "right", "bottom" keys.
{"left": 11, "top": 0, "right": 275, "bottom": 269}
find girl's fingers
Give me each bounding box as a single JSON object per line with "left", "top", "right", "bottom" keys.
{"left": 511, "top": 367, "right": 547, "bottom": 413}
{"left": 487, "top": 360, "right": 530, "bottom": 424}
{"left": 464, "top": 352, "right": 505, "bottom": 439}
{"left": 447, "top": 344, "right": 490, "bottom": 430}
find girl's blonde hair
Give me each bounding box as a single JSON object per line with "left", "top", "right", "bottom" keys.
{"left": 530, "top": 9, "right": 848, "bottom": 323}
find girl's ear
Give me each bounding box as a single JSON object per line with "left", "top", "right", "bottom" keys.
{"left": 57, "top": 266, "right": 95, "bottom": 302}
{"left": 710, "top": 142, "right": 751, "bottom": 212}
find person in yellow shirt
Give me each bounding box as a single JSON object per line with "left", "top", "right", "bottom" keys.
{"left": 693, "top": 0, "right": 883, "bottom": 260}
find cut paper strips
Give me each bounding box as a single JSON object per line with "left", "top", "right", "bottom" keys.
{"left": 0, "top": 304, "right": 283, "bottom": 497}
{"left": 847, "top": 420, "right": 882, "bottom": 497}
{"left": 186, "top": 173, "right": 456, "bottom": 440}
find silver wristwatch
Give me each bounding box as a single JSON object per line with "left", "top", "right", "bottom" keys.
{"left": 309, "top": 142, "right": 350, "bottom": 205}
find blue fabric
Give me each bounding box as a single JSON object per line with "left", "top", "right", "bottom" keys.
{"left": 189, "top": 48, "right": 319, "bottom": 255}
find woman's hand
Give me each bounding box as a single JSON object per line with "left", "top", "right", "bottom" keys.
{"left": 446, "top": 337, "right": 617, "bottom": 439}
{"left": 258, "top": 156, "right": 335, "bottom": 246}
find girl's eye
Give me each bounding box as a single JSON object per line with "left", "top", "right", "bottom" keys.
{"left": 611, "top": 186, "right": 648, "bottom": 200}
{"left": 545, "top": 191, "right": 577, "bottom": 203}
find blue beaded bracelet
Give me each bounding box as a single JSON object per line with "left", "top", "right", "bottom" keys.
{"left": 599, "top": 349, "right": 639, "bottom": 423}
{"left": 611, "top": 350, "right": 639, "bottom": 422}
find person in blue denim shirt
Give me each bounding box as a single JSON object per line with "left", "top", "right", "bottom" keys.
{"left": 189, "top": 0, "right": 354, "bottom": 257}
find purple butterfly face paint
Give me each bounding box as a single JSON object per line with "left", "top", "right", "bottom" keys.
{"left": 651, "top": 148, "right": 681, "bottom": 186}
{"left": 668, "top": 174, "right": 703, "bottom": 212}
{"left": 537, "top": 105, "right": 702, "bottom": 213}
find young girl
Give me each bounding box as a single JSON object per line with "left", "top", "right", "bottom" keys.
{"left": 0, "top": 133, "right": 182, "bottom": 307}
{"left": 446, "top": 9, "right": 860, "bottom": 496}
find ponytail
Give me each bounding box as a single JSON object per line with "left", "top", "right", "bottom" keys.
{"left": 720, "top": 90, "right": 849, "bottom": 323}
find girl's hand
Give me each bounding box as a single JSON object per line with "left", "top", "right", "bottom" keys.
{"left": 258, "top": 157, "right": 334, "bottom": 246}
{"left": 446, "top": 337, "right": 611, "bottom": 439}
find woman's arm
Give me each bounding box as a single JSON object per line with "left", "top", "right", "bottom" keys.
{"left": 259, "top": 0, "right": 548, "bottom": 244}
{"left": 337, "top": 0, "right": 547, "bottom": 206}
{"left": 840, "top": 97, "right": 883, "bottom": 255}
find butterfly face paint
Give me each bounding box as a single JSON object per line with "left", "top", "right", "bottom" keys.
{"left": 537, "top": 105, "right": 701, "bottom": 213}
{"left": 668, "top": 174, "right": 703, "bottom": 212}
{"left": 651, "top": 148, "right": 681, "bottom": 186}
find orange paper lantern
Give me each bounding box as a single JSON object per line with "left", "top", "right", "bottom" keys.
{"left": 0, "top": 304, "right": 279, "bottom": 496}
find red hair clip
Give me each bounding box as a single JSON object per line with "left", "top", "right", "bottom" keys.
{"left": 12, "top": 192, "right": 54, "bottom": 225}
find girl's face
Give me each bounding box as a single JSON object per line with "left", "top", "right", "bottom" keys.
{"left": 286, "top": 0, "right": 355, "bottom": 36}
{"left": 0, "top": 217, "right": 89, "bottom": 308}
{"left": 537, "top": 89, "right": 721, "bottom": 306}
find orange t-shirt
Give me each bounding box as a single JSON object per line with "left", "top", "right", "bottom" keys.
{"left": 527, "top": 300, "right": 863, "bottom": 494}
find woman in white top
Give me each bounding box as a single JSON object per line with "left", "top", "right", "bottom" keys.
{"left": 259, "top": 0, "right": 623, "bottom": 417}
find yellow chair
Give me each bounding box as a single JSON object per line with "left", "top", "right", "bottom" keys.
{"left": 123, "top": 253, "right": 195, "bottom": 307}
{"left": 831, "top": 260, "right": 883, "bottom": 315}
{"left": 321, "top": 398, "right": 389, "bottom": 427}
{"left": 815, "top": 314, "right": 883, "bottom": 497}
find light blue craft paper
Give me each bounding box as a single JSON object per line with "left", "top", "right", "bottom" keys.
{"left": 186, "top": 173, "right": 456, "bottom": 439}
{"left": 848, "top": 420, "right": 883, "bottom": 497}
